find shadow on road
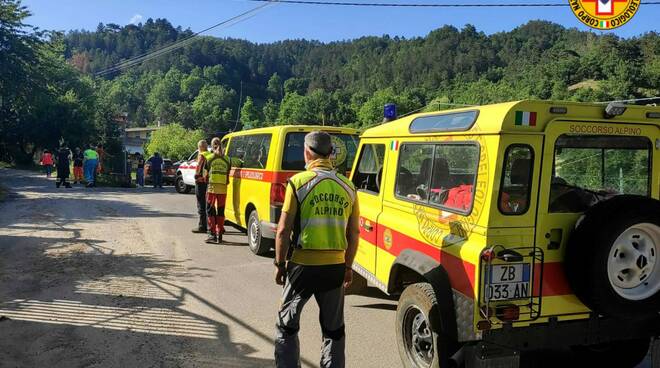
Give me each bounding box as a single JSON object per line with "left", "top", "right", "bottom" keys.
{"left": 0, "top": 229, "right": 276, "bottom": 367}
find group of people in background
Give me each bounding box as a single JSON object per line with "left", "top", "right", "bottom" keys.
{"left": 40, "top": 144, "right": 103, "bottom": 188}
{"left": 192, "top": 137, "right": 241, "bottom": 244}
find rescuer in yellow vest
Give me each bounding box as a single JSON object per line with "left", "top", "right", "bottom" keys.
{"left": 204, "top": 137, "right": 241, "bottom": 244}
{"left": 273, "top": 131, "right": 360, "bottom": 368}
{"left": 193, "top": 139, "right": 214, "bottom": 233}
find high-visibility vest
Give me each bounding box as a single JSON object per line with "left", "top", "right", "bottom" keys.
{"left": 207, "top": 154, "right": 231, "bottom": 185}
{"left": 289, "top": 169, "right": 356, "bottom": 251}
{"left": 83, "top": 149, "right": 98, "bottom": 160}
{"left": 199, "top": 151, "right": 214, "bottom": 178}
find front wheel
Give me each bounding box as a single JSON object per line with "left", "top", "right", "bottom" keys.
{"left": 396, "top": 282, "right": 457, "bottom": 368}
{"left": 247, "top": 210, "right": 273, "bottom": 256}
{"left": 175, "top": 176, "right": 191, "bottom": 194}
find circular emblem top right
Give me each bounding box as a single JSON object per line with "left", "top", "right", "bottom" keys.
{"left": 569, "top": 0, "right": 641, "bottom": 30}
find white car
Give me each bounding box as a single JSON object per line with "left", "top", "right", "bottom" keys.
{"left": 174, "top": 150, "right": 199, "bottom": 194}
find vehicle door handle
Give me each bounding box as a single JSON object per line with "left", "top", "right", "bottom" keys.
{"left": 363, "top": 223, "right": 374, "bottom": 232}
{"left": 545, "top": 228, "right": 562, "bottom": 250}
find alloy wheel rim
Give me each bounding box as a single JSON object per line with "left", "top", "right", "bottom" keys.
{"left": 403, "top": 306, "right": 433, "bottom": 367}
{"left": 249, "top": 218, "right": 259, "bottom": 248}
{"left": 607, "top": 223, "right": 660, "bottom": 301}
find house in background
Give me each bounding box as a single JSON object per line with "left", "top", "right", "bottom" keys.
{"left": 123, "top": 127, "right": 160, "bottom": 154}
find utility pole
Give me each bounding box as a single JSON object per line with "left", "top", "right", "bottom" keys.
{"left": 235, "top": 81, "right": 243, "bottom": 131}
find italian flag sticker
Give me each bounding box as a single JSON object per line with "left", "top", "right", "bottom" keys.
{"left": 515, "top": 111, "right": 537, "bottom": 127}
{"left": 600, "top": 20, "right": 610, "bottom": 28}
{"left": 391, "top": 140, "right": 399, "bottom": 151}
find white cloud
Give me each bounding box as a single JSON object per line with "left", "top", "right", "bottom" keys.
{"left": 129, "top": 14, "right": 143, "bottom": 25}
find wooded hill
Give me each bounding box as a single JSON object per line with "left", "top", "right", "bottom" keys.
{"left": 65, "top": 19, "right": 660, "bottom": 131}
{"left": 2, "top": 0, "right": 659, "bottom": 164}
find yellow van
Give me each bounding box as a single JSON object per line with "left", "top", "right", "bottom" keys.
{"left": 222, "top": 125, "right": 360, "bottom": 255}
{"left": 349, "top": 100, "right": 660, "bottom": 367}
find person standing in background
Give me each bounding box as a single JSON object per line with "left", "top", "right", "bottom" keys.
{"left": 147, "top": 152, "right": 164, "bottom": 189}
{"left": 135, "top": 153, "right": 145, "bottom": 188}
{"left": 83, "top": 144, "right": 98, "bottom": 187}
{"left": 40, "top": 150, "right": 54, "bottom": 178}
{"left": 204, "top": 137, "right": 241, "bottom": 244}
{"left": 72, "top": 147, "right": 84, "bottom": 184}
{"left": 192, "top": 140, "right": 212, "bottom": 233}
{"left": 55, "top": 145, "right": 72, "bottom": 188}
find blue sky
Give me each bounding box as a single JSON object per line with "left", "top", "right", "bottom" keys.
{"left": 22, "top": 0, "right": 659, "bottom": 42}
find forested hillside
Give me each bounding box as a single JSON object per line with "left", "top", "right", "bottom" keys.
{"left": 65, "top": 19, "right": 660, "bottom": 131}
{"left": 2, "top": 0, "right": 660, "bottom": 165}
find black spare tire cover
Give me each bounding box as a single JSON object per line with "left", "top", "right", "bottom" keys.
{"left": 565, "top": 195, "right": 660, "bottom": 318}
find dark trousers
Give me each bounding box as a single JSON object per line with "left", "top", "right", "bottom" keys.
{"left": 195, "top": 183, "right": 208, "bottom": 231}
{"left": 152, "top": 171, "right": 163, "bottom": 188}
{"left": 275, "top": 263, "right": 346, "bottom": 368}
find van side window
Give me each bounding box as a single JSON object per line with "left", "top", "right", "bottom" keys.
{"left": 228, "top": 136, "right": 246, "bottom": 161}
{"left": 499, "top": 145, "right": 533, "bottom": 215}
{"left": 352, "top": 144, "right": 386, "bottom": 194}
{"left": 396, "top": 142, "right": 480, "bottom": 213}
{"left": 241, "top": 134, "right": 272, "bottom": 169}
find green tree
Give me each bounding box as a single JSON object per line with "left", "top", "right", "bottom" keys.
{"left": 192, "top": 84, "right": 236, "bottom": 133}
{"left": 262, "top": 99, "right": 279, "bottom": 124}
{"left": 145, "top": 124, "right": 205, "bottom": 161}
{"left": 267, "top": 72, "right": 283, "bottom": 101}
{"left": 278, "top": 92, "right": 316, "bottom": 124}
{"left": 240, "top": 96, "right": 261, "bottom": 130}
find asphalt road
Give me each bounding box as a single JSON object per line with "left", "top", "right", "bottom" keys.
{"left": 0, "top": 168, "right": 653, "bottom": 368}
{"left": 0, "top": 168, "right": 398, "bottom": 368}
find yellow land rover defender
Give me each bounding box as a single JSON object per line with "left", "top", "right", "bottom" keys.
{"left": 349, "top": 100, "right": 660, "bottom": 367}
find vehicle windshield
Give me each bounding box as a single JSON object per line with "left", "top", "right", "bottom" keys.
{"left": 282, "top": 132, "right": 359, "bottom": 173}
{"left": 549, "top": 135, "right": 651, "bottom": 213}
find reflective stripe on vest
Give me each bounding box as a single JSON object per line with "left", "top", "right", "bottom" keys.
{"left": 289, "top": 169, "right": 356, "bottom": 251}
{"left": 200, "top": 151, "right": 214, "bottom": 178}
{"left": 208, "top": 155, "right": 230, "bottom": 185}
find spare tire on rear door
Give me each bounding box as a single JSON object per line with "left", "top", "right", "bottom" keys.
{"left": 565, "top": 195, "right": 660, "bottom": 318}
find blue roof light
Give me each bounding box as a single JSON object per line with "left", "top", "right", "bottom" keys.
{"left": 384, "top": 103, "right": 397, "bottom": 122}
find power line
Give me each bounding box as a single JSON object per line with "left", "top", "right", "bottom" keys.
{"left": 94, "top": 1, "right": 275, "bottom": 77}
{"left": 246, "top": 0, "right": 584, "bottom": 7}
{"left": 248, "top": 0, "right": 660, "bottom": 6}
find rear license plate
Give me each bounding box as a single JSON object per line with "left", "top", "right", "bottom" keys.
{"left": 485, "top": 264, "right": 531, "bottom": 301}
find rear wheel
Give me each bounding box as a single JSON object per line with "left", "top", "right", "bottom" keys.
{"left": 396, "top": 282, "right": 456, "bottom": 368}
{"left": 571, "top": 338, "right": 650, "bottom": 367}
{"left": 174, "top": 176, "right": 191, "bottom": 194}
{"left": 247, "top": 210, "right": 273, "bottom": 256}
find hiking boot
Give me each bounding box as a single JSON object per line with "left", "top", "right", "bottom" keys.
{"left": 216, "top": 234, "right": 223, "bottom": 244}
{"left": 205, "top": 234, "right": 217, "bottom": 244}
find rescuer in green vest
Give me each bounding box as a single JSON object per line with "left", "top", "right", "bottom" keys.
{"left": 204, "top": 137, "right": 241, "bottom": 244}
{"left": 193, "top": 139, "right": 214, "bottom": 234}
{"left": 273, "top": 131, "right": 360, "bottom": 368}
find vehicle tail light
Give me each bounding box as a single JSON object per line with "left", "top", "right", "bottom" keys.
{"left": 477, "top": 320, "right": 492, "bottom": 331}
{"left": 495, "top": 304, "right": 520, "bottom": 322}
{"left": 481, "top": 248, "right": 496, "bottom": 262}
{"left": 270, "top": 183, "right": 287, "bottom": 206}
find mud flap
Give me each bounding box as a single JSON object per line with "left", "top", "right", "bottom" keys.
{"left": 465, "top": 342, "right": 520, "bottom": 368}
